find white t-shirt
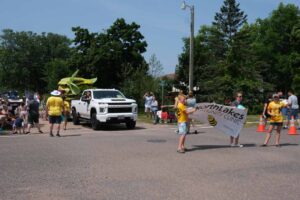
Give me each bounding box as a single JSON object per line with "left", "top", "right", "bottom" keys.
{"left": 144, "top": 96, "right": 153, "bottom": 108}
{"left": 288, "top": 95, "right": 299, "bottom": 109}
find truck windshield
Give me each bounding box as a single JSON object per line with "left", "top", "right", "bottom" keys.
{"left": 93, "top": 91, "right": 125, "bottom": 99}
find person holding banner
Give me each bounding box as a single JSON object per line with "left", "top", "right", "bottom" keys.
{"left": 230, "top": 92, "right": 244, "bottom": 147}
{"left": 174, "top": 90, "right": 186, "bottom": 109}
{"left": 261, "top": 94, "right": 286, "bottom": 147}
{"left": 176, "top": 95, "right": 196, "bottom": 153}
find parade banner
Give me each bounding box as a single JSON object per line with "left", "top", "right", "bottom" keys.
{"left": 189, "top": 103, "right": 248, "bottom": 138}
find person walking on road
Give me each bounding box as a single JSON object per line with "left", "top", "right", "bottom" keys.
{"left": 25, "top": 95, "right": 43, "bottom": 134}
{"left": 46, "top": 90, "right": 64, "bottom": 137}
{"left": 261, "top": 93, "right": 286, "bottom": 147}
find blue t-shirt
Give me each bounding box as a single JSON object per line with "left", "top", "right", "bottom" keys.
{"left": 186, "top": 98, "right": 196, "bottom": 108}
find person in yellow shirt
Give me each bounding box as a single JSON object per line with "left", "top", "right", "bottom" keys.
{"left": 261, "top": 93, "right": 286, "bottom": 147}
{"left": 176, "top": 95, "right": 196, "bottom": 153}
{"left": 62, "top": 96, "right": 70, "bottom": 130}
{"left": 46, "top": 90, "right": 64, "bottom": 137}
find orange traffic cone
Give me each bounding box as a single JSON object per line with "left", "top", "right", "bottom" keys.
{"left": 257, "top": 115, "right": 266, "bottom": 132}
{"left": 288, "top": 116, "right": 298, "bottom": 135}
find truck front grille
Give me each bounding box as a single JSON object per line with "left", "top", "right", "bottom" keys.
{"left": 108, "top": 107, "right": 132, "bottom": 113}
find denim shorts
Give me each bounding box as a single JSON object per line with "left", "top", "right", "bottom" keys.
{"left": 178, "top": 122, "right": 187, "bottom": 135}
{"left": 281, "top": 107, "right": 288, "bottom": 116}
{"left": 288, "top": 109, "right": 299, "bottom": 120}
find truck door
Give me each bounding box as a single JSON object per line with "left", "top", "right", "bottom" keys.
{"left": 78, "top": 91, "right": 91, "bottom": 118}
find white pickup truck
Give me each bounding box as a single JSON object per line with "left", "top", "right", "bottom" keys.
{"left": 71, "top": 89, "right": 138, "bottom": 130}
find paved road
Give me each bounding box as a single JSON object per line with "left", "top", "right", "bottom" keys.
{"left": 0, "top": 120, "right": 299, "bottom": 200}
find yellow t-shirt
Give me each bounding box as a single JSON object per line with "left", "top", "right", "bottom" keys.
{"left": 268, "top": 101, "right": 285, "bottom": 123}
{"left": 46, "top": 96, "right": 63, "bottom": 116}
{"left": 63, "top": 101, "right": 70, "bottom": 112}
{"left": 177, "top": 102, "right": 188, "bottom": 123}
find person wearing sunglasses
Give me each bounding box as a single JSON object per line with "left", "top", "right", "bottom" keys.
{"left": 230, "top": 92, "right": 244, "bottom": 147}
{"left": 261, "top": 94, "right": 286, "bottom": 147}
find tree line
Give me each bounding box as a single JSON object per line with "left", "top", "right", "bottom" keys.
{"left": 176, "top": 0, "right": 300, "bottom": 112}
{"left": 0, "top": 19, "right": 165, "bottom": 106}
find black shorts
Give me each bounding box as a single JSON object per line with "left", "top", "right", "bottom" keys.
{"left": 49, "top": 116, "right": 62, "bottom": 124}
{"left": 264, "top": 112, "right": 271, "bottom": 119}
{"left": 270, "top": 122, "right": 283, "bottom": 126}
{"left": 28, "top": 113, "right": 39, "bottom": 124}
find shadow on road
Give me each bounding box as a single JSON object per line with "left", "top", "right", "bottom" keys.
{"left": 80, "top": 123, "right": 146, "bottom": 131}
{"left": 61, "top": 134, "right": 81, "bottom": 137}
{"left": 277, "top": 143, "right": 298, "bottom": 147}
{"left": 187, "top": 143, "right": 256, "bottom": 151}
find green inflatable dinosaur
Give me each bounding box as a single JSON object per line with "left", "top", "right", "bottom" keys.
{"left": 58, "top": 70, "right": 97, "bottom": 100}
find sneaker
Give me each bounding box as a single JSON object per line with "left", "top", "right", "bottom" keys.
{"left": 275, "top": 144, "right": 281, "bottom": 147}
{"left": 177, "top": 149, "right": 185, "bottom": 153}
{"left": 231, "top": 144, "right": 243, "bottom": 147}
{"left": 49, "top": 132, "right": 54, "bottom": 137}
{"left": 260, "top": 144, "right": 267, "bottom": 147}
{"left": 56, "top": 133, "right": 61, "bottom": 137}
{"left": 283, "top": 126, "right": 288, "bottom": 129}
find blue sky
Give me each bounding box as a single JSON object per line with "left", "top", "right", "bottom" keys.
{"left": 0, "top": 0, "right": 299, "bottom": 74}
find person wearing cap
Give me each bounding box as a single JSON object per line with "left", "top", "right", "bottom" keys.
{"left": 261, "top": 93, "right": 286, "bottom": 147}
{"left": 46, "top": 90, "right": 64, "bottom": 137}
{"left": 25, "top": 94, "right": 43, "bottom": 134}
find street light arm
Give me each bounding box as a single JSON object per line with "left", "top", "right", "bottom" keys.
{"left": 181, "top": 1, "right": 193, "bottom": 10}
{"left": 181, "top": 1, "right": 195, "bottom": 92}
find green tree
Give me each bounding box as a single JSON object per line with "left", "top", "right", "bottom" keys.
{"left": 176, "top": 0, "right": 268, "bottom": 112}
{"left": 0, "top": 29, "right": 71, "bottom": 93}
{"left": 42, "top": 59, "right": 70, "bottom": 91}
{"left": 213, "top": 0, "right": 247, "bottom": 48}
{"left": 70, "top": 18, "right": 148, "bottom": 89}
{"left": 291, "top": 21, "right": 300, "bottom": 92}
{"left": 251, "top": 3, "right": 300, "bottom": 93}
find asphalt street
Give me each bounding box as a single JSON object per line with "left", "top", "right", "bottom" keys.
{"left": 0, "top": 120, "right": 300, "bottom": 200}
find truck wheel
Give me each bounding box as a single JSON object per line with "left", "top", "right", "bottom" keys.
{"left": 91, "top": 113, "right": 101, "bottom": 130}
{"left": 72, "top": 109, "right": 80, "bottom": 125}
{"left": 126, "top": 120, "right": 136, "bottom": 129}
